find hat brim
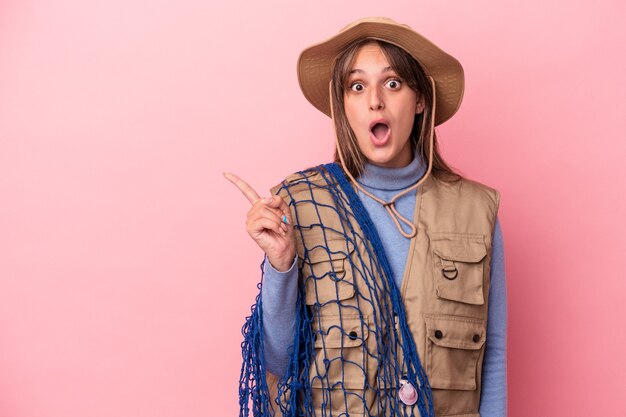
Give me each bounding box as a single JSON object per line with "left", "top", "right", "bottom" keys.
{"left": 297, "top": 19, "right": 464, "bottom": 126}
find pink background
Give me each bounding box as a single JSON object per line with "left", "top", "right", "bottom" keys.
{"left": 1, "top": 1, "right": 625, "bottom": 416}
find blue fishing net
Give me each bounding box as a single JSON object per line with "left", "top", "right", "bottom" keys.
{"left": 239, "top": 163, "right": 434, "bottom": 417}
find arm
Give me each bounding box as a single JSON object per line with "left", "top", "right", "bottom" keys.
{"left": 479, "top": 217, "right": 508, "bottom": 417}
{"left": 223, "top": 172, "right": 298, "bottom": 375}
{"left": 261, "top": 254, "right": 299, "bottom": 376}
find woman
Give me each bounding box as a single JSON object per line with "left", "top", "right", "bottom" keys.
{"left": 226, "top": 17, "right": 506, "bottom": 417}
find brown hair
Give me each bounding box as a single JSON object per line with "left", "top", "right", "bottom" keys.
{"left": 330, "top": 39, "right": 461, "bottom": 182}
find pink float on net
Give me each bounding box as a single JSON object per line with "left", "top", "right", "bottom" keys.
{"left": 398, "top": 379, "right": 418, "bottom": 406}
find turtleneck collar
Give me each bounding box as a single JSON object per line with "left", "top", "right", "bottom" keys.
{"left": 356, "top": 151, "right": 426, "bottom": 192}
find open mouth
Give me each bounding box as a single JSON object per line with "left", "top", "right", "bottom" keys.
{"left": 371, "top": 123, "right": 389, "bottom": 140}
{"left": 369, "top": 121, "right": 390, "bottom": 145}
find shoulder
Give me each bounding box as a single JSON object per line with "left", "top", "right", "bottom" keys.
{"left": 269, "top": 164, "right": 338, "bottom": 199}
{"left": 431, "top": 175, "right": 501, "bottom": 208}
{"left": 269, "top": 163, "right": 345, "bottom": 232}
{"left": 460, "top": 177, "right": 500, "bottom": 205}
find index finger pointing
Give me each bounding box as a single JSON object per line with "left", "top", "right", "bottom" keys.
{"left": 223, "top": 172, "right": 261, "bottom": 205}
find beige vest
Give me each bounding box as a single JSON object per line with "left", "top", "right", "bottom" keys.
{"left": 267, "top": 167, "right": 500, "bottom": 417}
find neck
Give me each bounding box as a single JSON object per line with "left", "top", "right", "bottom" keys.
{"left": 357, "top": 151, "right": 426, "bottom": 191}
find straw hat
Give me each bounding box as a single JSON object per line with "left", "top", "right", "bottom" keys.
{"left": 297, "top": 17, "right": 465, "bottom": 126}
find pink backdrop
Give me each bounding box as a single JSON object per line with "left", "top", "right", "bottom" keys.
{"left": 1, "top": 1, "right": 625, "bottom": 416}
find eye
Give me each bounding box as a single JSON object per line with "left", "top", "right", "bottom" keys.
{"left": 385, "top": 79, "right": 402, "bottom": 90}
{"left": 349, "top": 82, "right": 365, "bottom": 92}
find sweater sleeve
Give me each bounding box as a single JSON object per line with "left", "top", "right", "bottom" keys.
{"left": 478, "top": 217, "right": 508, "bottom": 417}
{"left": 261, "top": 254, "right": 299, "bottom": 376}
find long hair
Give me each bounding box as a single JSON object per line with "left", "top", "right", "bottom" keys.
{"left": 330, "top": 39, "right": 461, "bottom": 182}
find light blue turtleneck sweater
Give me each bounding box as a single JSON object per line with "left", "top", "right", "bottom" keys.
{"left": 260, "top": 154, "right": 507, "bottom": 417}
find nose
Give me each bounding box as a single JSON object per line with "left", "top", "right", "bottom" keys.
{"left": 369, "top": 87, "right": 385, "bottom": 111}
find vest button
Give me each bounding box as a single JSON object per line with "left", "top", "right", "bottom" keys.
{"left": 473, "top": 334, "right": 480, "bottom": 343}
{"left": 434, "top": 330, "right": 443, "bottom": 339}
{"left": 348, "top": 331, "right": 358, "bottom": 340}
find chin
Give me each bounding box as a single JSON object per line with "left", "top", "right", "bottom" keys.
{"left": 366, "top": 156, "right": 399, "bottom": 167}
{"left": 364, "top": 149, "right": 400, "bottom": 167}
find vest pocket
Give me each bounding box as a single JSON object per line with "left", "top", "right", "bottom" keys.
{"left": 302, "top": 237, "right": 355, "bottom": 305}
{"left": 424, "top": 314, "right": 486, "bottom": 390}
{"left": 429, "top": 233, "right": 487, "bottom": 305}
{"left": 310, "top": 313, "right": 371, "bottom": 414}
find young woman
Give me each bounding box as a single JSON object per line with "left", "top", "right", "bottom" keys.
{"left": 226, "top": 17, "right": 507, "bottom": 417}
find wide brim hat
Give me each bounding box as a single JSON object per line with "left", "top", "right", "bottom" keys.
{"left": 297, "top": 17, "right": 465, "bottom": 126}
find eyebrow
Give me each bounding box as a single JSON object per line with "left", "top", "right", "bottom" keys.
{"left": 348, "top": 66, "right": 394, "bottom": 75}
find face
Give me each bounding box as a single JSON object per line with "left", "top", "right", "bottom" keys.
{"left": 343, "top": 43, "right": 425, "bottom": 168}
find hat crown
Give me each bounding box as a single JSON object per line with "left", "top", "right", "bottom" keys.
{"left": 339, "top": 17, "right": 412, "bottom": 33}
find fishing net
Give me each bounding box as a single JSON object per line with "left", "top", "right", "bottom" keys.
{"left": 239, "top": 163, "right": 435, "bottom": 417}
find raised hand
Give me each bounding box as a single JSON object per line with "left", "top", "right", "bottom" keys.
{"left": 223, "top": 172, "right": 296, "bottom": 272}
